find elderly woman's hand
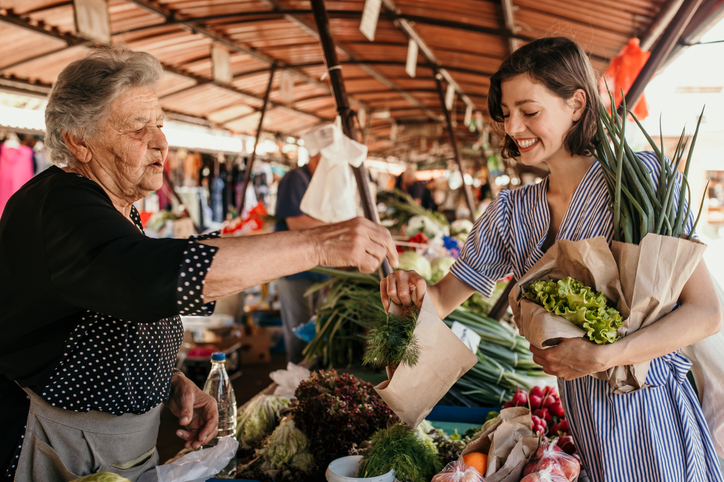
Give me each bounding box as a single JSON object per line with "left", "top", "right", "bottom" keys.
{"left": 312, "top": 217, "right": 399, "bottom": 274}
{"left": 167, "top": 372, "right": 219, "bottom": 449}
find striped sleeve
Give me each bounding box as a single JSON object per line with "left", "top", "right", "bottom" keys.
{"left": 449, "top": 190, "right": 513, "bottom": 296}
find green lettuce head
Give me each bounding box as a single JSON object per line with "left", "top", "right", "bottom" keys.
{"left": 523, "top": 277, "right": 623, "bottom": 344}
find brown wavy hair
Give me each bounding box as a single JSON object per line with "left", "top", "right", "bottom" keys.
{"left": 487, "top": 37, "right": 600, "bottom": 159}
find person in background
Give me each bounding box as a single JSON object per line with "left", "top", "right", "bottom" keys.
{"left": 0, "top": 46, "right": 398, "bottom": 482}
{"left": 274, "top": 152, "right": 329, "bottom": 364}
{"left": 381, "top": 37, "right": 722, "bottom": 482}
{"left": 395, "top": 164, "right": 437, "bottom": 211}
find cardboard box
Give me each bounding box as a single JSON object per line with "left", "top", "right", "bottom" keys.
{"left": 240, "top": 324, "right": 271, "bottom": 366}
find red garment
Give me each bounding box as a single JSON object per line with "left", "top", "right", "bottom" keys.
{"left": 600, "top": 38, "right": 650, "bottom": 120}
{"left": 0, "top": 142, "right": 34, "bottom": 217}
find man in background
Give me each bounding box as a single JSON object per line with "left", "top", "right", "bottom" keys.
{"left": 274, "top": 152, "right": 328, "bottom": 363}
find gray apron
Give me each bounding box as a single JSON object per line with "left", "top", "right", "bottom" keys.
{"left": 14, "top": 388, "right": 161, "bottom": 482}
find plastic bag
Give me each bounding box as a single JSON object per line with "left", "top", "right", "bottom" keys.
{"left": 432, "top": 460, "right": 486, "bottom": 482}
{"left": 269, "top": 362, "right": 311, "bottom": 397}
{"left": 137, "top": 437, "right": 238, "bottom": 482}
{"left": 600, "top": 37, "right": 650, "bottom": 120}
{"left": 522, "top": 442, "right": 580, "bottom": 482}
{"left": 299, "top": 119, "right": 368, "bottom": 224}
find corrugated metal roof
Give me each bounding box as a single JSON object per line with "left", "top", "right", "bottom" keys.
{"left": 0, "top": 0, "right": 722, "bottom": 165}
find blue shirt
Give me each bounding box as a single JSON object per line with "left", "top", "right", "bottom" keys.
{"left": 274, "top": 165, "right": 328, "bottom": 282}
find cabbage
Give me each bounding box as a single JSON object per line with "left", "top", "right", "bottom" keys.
{"left": 450, "top": 219, "right": 473, "bottom": 243}
{"left": 397, "top": 251, "right": 432, "bottom": 280}
{"left": 257, "top": 417, "right": 314, "bottom": 474}
{"left": 430, "top": 256, "right": 455, "bottom": 283}
{"left": 71, "top": 473, "right": 132, "bottom": 482}
{"left": 406, "top": 215, "right": 449, "bottom": 239}
{"left": 523, "top": 277, "right": 623, "bottom": 344}
{"left": 236, "top": 394, "right": 292, "bottom": 449}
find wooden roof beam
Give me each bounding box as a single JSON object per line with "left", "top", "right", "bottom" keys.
{"left": 0, "top": 10, "right": 328, "bottom": 127}
{"left": 123, "top": 0, "right": 370, "bottom": 113}
{"left": 257, "top": 0, "right": 441, "bottom": 123}
{"left": 501, "top": 0, "right": 522, "bottom": 52}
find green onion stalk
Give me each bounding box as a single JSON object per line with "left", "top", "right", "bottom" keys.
{"left": 593, "top": 87, "right": 708, "bottom": 244}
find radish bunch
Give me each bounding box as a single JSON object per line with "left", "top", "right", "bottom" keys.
{"left": 502, "top": 386, "right": 576, "bottom": 455}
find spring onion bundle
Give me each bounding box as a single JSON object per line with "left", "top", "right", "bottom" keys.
{"left": 593, "top": 88, "right": 708, "bottom": 244}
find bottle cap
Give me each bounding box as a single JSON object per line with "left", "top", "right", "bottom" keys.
{"left": 211, "top": 352, "right": 226, "bottom": 362}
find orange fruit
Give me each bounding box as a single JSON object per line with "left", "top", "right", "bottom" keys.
{"left": 463, "top": 452, "right": 488, "bottom": 474}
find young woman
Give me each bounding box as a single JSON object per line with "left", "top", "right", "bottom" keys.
{"left": 381, "top": 37, "right": 723, "bottom": 482}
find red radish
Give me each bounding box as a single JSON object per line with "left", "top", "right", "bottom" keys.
{"left": 533, "top": 408, "right": 551, "bottom": 421}
{"left": 543, "top": 395, "right": 558, "bottom": 408}
{"left": 529, "top": 394, "right": 543, "bottom": 409}
{"left": 537, "top": 458, "right": 566, "bottom": 477}
{"left": 558, "top": 419, "right": 569, "bottom": 432}
{"left": 543, "top": 386, "right": 557, "bottom": 397}
{"left": 530, "top": 386, "right": 544, "bottom": 398}
{"left": 550, "top": 402, "right": 565, "bottom": 417}
{"left": 512, "top": 390, "right": 529, "bottom": 406}
{"left": 503, "top": 400, "right": 516, "bottom": 409}
{"left": 549, "top": 422, "right": 560, "bottom": 434}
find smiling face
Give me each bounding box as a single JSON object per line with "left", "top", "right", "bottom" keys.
{"left": 500, "top": 74, "right": 583, "bottom": 168}
{"left": 85, "top": 86, "right": 168, "bottom": 203}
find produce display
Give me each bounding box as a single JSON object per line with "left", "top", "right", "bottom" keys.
{"left": 292, "top": 370, "right": 399, "bottom": 475}
{"left": 357, "top": 422, "right": 442, "bottom": 482}
{"left": 235, "top": 394, "right": 292, "bottom": 449}
{"left": 523, "top": 277, "right": 623, "bottom": 345}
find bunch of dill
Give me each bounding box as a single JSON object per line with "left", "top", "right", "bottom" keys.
{"left": 362, "top": 308, "right": 420, "bottom": 368}
{"left": 357, "top": 422, "right": 442, "bottom": 482}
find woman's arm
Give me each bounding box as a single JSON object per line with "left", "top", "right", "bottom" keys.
{"left": 530, "top": 258, "right": 723, "bottom": 380}
{"left": 381, "top": 270, "right": 475, "bottom": 319}
{"left": 200, "top": 217, "right": 398, "bottom": 302}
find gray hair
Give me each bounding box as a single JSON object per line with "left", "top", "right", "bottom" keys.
{"left": 44, "top": 46, "right": 164, "bottom": 168}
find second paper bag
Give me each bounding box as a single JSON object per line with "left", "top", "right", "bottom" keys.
{"left": 375, "top": 294, "right": 477, "bottom": 428}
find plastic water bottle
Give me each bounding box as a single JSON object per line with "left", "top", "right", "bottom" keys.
{"left": 203, "top": 352, "right": 238, "bottom": 440}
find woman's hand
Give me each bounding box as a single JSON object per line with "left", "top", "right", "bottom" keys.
{"left": 380, "top": 269, "right": 428, "bottom": 312}
{"left": 529, "top": 337, "right": 614, "bottom": 381}
{"left": 167, "top": 372, "right": 219, "bottom": 449}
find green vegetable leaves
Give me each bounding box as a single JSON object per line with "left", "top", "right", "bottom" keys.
{"left": 363, "top": 309, "right": 420, "bottom": 368}
{"left": 357, "top": 423, "right": 442, "bottom": 482}
{"left": 236, "top": 394, "right": 292, "bottom": 449}
{"left": 523, "top": 277, "right": 623, "bottom": 344}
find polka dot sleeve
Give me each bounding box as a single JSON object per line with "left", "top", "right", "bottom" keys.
{"left": 176, "top": 232, "right": 221, "bottom": 316}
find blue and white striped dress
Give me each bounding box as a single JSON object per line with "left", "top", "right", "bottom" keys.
{"left": 450, "top": 151, "right": 723, "bottom": 482}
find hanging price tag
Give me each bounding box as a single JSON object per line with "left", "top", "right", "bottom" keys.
{"left": 405, "top": 38, "right": 418, "bottom": 78}
{"left": 360, "top": 0, "right": 382, "bottom": 41}
{"left": 451, "top": 321, "right": 481, "bottom": 354}
{"left": 464, "top": 104, "right": 472, "bottom": 127}
{"left": 445, "top": 83, "right": 455, "bottom": 112}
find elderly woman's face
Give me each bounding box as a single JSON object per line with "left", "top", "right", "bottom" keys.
{"left": 88, "top": 86, "right": 168, "bottom": 200}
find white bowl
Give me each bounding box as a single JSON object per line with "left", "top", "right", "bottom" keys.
{"left": 325, "top": 455, "right": 396, "bottom": 482}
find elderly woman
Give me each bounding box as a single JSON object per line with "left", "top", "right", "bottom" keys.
{"left": 0, "top": 47, "right": 397, "bottom": 482}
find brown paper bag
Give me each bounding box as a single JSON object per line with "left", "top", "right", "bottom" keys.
{"left": 461, "top": 407, "right": 538, "bottom": 482}
{"left": 510, "top": 234, "right": 706, "bottom": 394}
{"left": 374, "top": 294, "right": 478, "bottom": 428}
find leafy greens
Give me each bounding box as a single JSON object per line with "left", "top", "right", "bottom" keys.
{"left": 523, "top": 277, "right": 623, "bottom": 344}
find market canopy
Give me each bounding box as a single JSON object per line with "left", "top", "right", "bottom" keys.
{"left": 0, "top": 0, "right": 722, "bottom": 165}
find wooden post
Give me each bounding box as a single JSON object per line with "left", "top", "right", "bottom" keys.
{"left": 310, "top": 0, "right": 391, "bottom": 277}
{"left": 434, "top": 72, "right": 476, "bottom": 222}
{"left": 238, "top": 63, "right": 277, "bottom": 215}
